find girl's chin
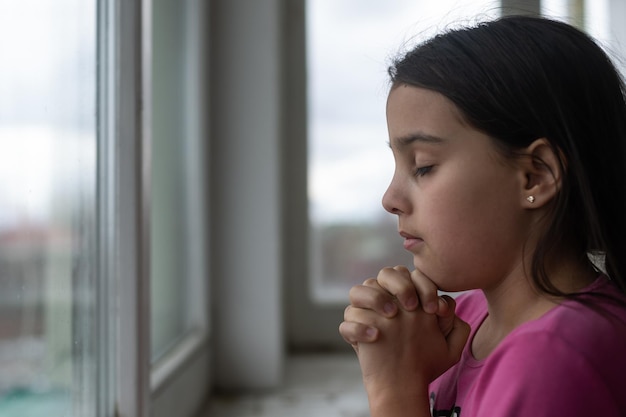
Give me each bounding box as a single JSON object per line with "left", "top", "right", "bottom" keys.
{"left": 437, "top": 281, "right": 477, "bottom": 294}
{"left": 412, "top": 264, "right": 470, "bottom": 293}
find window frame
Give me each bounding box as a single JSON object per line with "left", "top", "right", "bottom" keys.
{"left": 99, "top": 0, "right": 150, "bottom": 415}
{"left": 98, "top": 1, "right": 211, "bottom": 416}
{"left": 282, "top": 0, "right": 349, "bottom": 351}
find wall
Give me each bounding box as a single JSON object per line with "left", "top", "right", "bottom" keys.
{"left": 210, "top": 0, "right": 285, "bottom": 390}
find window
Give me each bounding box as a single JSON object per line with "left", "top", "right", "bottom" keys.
{"left": 0, "top": 0, "right": 98, "bottom": 415}
{"left": 306, "top": 1, "right": 501, "bottom": 305}
{"left": 149, "top": 1, "right": 210, "bottom": 415}
{"left": 296, "top": 4, "right": 502, "bottom": 349}
{"left": 0, "top": 1, "right": 210, "bottom": 416}
{"left": 150, "top": 0, "right": 208, "bottom": 364}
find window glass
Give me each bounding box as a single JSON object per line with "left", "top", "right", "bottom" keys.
{"left": 151, "top": 0, "right": 206, "bottom": 361}
{"left": 0, "top": 0, "right": 97, "bottom": 415}
{"left": 306, "top": 1, "right": 500, "bottom": 303}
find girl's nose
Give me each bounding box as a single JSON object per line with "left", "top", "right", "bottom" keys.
{"left": 382, "top": 178, "right": 408, "bottom": 215}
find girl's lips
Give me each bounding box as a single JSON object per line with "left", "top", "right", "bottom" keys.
{"left": 400, "top": 231, "right": 423, "bottom": 250}
{"left": 403, "top": 237, "right": 424, "bottom": 250}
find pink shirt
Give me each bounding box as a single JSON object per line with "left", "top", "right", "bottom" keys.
{"left": 429, "top": 276, "right": 626, "bottom": 416}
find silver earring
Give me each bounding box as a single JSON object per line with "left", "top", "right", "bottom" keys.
{"left": 526, "top": 196, "right": 535, "bottom": 203}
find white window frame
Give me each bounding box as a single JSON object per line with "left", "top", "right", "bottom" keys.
{"left": 99, "top": 1, "right": 150, "bottom": 415}
{"left": 98, "top": 1, "right": 210, "bottom": 416}
{"left": 282, "top": 0, "right": 348, "bottom": 351}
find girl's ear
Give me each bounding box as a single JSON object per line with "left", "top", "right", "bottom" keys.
{"left": 519, "top": 138, "right": 563, "bottom": 208}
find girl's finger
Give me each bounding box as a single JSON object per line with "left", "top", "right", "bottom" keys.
{"left": 411, "top": 268, "right": 441, "bottom": 314}
{"left": 349, "top": 279, "right": 398, "bottom": 317}
{"left": 338, "top": 320, "right": 379, "bottom": 345}
{"left": 376, "top": 266, "right": 419, "bottom": 311}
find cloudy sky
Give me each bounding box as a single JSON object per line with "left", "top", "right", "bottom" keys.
{"left": 0, "top": 0, "right": 95, "bottom": 227}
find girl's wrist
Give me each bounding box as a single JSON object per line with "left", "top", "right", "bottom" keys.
{"left": 366, "top": 382, "right": 431, "bottom": 417}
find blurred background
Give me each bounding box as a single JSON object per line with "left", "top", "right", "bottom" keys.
{"left": 0, "top": 0, "right": 622, "bottom": 416}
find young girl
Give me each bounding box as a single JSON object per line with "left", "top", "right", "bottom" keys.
{"left": 339, "top": 16, "right": 626, "bottom": 417}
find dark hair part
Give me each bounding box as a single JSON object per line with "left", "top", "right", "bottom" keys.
{"left": 389, "top": 16, "right": 626, "bottom": 296}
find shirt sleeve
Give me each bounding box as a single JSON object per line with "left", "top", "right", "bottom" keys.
{"left": 467, "top": 331, "right": 620, "bottom": 417}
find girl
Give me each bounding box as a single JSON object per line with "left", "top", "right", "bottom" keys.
{"left": 339, "top": 16, "right": 626, "bottom": 417}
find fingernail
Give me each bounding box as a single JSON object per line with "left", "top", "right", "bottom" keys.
{"left": 366, "top": 327, "right": 377, "bottom": 339}
{"left": 405, "top": 296, "right": 418, "bottom": 310}
{"left": 383, "top": 303, "right": 396, "bottom": 315}
{"left": 425, "top": 301, "right": 437, "bottom": 314}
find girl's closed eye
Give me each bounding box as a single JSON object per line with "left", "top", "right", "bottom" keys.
{"left": 414, "top": 165, "right": 435, "bottom": 177}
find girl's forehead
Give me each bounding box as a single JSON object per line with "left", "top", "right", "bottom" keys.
{"left": 386, "top": 85, "right": 467, "bottom": 142}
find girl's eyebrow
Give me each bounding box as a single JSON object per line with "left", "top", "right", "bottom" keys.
{"left": 387, "top": 132, "right": 446, "bottom": 150}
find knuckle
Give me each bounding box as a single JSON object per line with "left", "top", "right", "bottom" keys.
{"left": 362, "top": 277, "right": 378, "bottom": 286}
{"left": 378, "top": 266, "right": 396, "bottom": 277}
{"left": 348, "top": 284, "right": 365, "bottom": 301}
{"left": 393, "top": 265, "right": 410, "bottom": 274}
{"left": 343, "top": 305, "right": 359, "bottom": 321}
{"left": 338, "top": 322, "right": 353, "bottom": 343}
{"left": 378, "top": 268, "right": 403, "bottom": 286}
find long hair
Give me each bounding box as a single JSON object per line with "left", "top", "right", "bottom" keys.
{"left": 389, "top": 16, "right": 626, "bottom": 296}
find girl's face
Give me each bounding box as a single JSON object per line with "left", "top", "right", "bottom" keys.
{"left": 383, "top": 85, "right": 533, "bottom": 292}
